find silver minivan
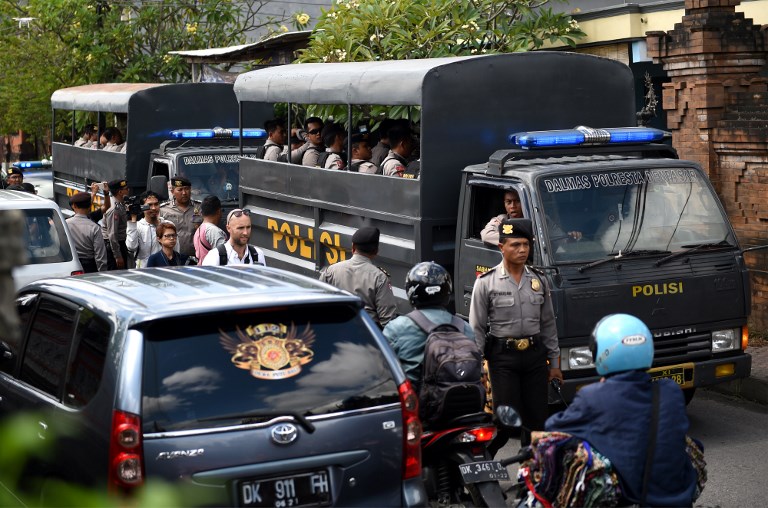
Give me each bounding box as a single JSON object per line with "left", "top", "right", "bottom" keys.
{"left": 0, "top": 189, "right": 83, "bottom": 290}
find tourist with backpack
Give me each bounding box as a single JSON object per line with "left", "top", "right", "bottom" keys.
{"left": 469, "top": 218, "right": 563, "bottom": 454}
{"left": 383, "top": 262, "right": 485, "bottom": 425}
{"left": 193, "top": 196, "right": 226, "bottom": 262}
{"left": 201, "top": 208, "right": 266, "bottom": 266}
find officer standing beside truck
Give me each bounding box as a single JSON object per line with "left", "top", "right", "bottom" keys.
{"left": 67, "top": 191, "right": 108, "bottom": 273}
{"left": 469, "top": 218, "right": 563, "bottom": 455}
{"left": 160, "top": 177, "right": 202, "bottom": 259}
{"left": 102, "top": 179, "right": 129, "bottom": 270}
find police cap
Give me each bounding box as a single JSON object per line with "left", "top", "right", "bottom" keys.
{"left": 6, "top": 167, "right": 22, "bottom": 176}
{"left": 171, "top": 177, "right": 192, "bottom": 188}
{"left": 350, "top": 133, "right": 368, "bottom": 145}
{"left": 108, "top": 179, "right": 128, "bottom": 191}
{"left": 352, "top": 226, "right": 380, "bottom": 247}
{"left": 498, "top": 218, "right": 533, "bottom": 243}
{"left": 70, "top": 191, "right": 92, "bottom": 207}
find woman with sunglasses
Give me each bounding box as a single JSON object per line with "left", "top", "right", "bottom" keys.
{"left": 146, "top": 221, "right": 190, "bottom": 267}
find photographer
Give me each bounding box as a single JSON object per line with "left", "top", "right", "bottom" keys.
{"left": 126, "top": 191, "right": 169, "bottom": 268}
{"left": 101, "top": 178, "right": 130, "bottom": 270}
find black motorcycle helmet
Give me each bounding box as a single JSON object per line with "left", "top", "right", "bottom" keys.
{"left": 405, "top": 261, "right": 452, "bottom": 308}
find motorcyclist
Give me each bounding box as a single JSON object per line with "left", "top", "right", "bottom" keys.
{"left": 544, "top": 313, "right": 700, "bottom": 507}
{"left": 383, "top": 261, "right": 474, "bottom": 393}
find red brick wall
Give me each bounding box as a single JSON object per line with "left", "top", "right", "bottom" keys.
{"left": 647, "top": 0, "right": 768, "bottom": 330}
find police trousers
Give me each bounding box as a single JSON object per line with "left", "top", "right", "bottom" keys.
{"left": 486, "top": 342, "right": 548, "bottom": 456}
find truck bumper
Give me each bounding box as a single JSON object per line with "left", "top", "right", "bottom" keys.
{"left": 558, "top": 353, "right": 752, "bottom": 402}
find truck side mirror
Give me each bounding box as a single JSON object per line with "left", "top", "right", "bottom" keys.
{"left": 149, "top": 175, "right": 168, "bottom": 201}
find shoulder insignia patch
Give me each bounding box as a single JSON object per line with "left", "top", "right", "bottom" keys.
{"left": 478, "top": 268, "right": 495, "bottom": 279}
{"left": 378, "top": 265, "right": 391, "bottom": 278}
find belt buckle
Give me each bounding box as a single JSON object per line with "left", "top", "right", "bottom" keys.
{"left": 506, "top": 338, "right": 530, "bottom": 351}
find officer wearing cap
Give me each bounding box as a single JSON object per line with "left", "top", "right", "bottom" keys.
{"left": 101, "top": 178, "right": 130, "bottom": 269}
{"left": 67, "top": 192, "right": 108, "bottom": 272}
{"left": 348, "top": 133, "right": 378, "bottom": 174}
{"left": 160, "top": 176, "right": 202, "bottom": 257}
{"left": 4, "top": 167, "right": 23, "bottom": 188}
{"left": 469, "top": 218, "right": 563, "bottom": 454}
{"left": 319, "top": 226, "right": 398, "bottom": 328}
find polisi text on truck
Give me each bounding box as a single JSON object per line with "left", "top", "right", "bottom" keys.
{"left": 631, "top": 282, "right": 683, "bottom": 297}
{"left": 266, "top": 218, "right": 348, "bottom": 265}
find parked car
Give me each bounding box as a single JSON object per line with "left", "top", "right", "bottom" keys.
{"left": 0, "top": 266, "right": 426, "bottom": 506}
{"left": 0, "top": 189, "right": 83, "bottom": 290}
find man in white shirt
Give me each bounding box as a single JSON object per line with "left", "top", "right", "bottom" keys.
{"left": 126, "top": 191, "right": 169, "bottom": 268}
{"left": 202, "top": 208, "right": 266, "bottom": 266}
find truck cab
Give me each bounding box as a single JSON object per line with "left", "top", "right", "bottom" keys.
{"left": 455, "top": 127, "right": 752, "bottom": 401}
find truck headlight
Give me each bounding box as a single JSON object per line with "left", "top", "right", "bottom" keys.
{"left": 712, "top": 328, "right": 739, "bottom": 352}
{"left": 564, "top": 347, "right": 594, "bottom": 370}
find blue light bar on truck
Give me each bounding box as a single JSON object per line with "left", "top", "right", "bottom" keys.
{"left": 509, "top": 126, "right": 668, "bottom": 149}
{"left": 169, "top": 127, "right": 266, "bottom": 139}
{"left": 13, "top": 160, "right": 52, "bottom": 169}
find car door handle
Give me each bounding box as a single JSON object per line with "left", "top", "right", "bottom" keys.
{"left": 38, "top": 421, "right": 48, "bottom": 440}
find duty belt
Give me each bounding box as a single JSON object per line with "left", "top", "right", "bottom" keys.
{"left": 491, "top": 335, "right": 534, "bottom": 351}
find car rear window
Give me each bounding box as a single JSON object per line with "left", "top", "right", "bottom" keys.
{"left": 22, "top": 208, "right": 74, "bottom": 264}
{"left": 141, "top": 303, "right": 399, "bottom": 433}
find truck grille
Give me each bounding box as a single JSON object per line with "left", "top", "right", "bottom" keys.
{"left": 652, "top": 332, "right": 711, "bottom": 365}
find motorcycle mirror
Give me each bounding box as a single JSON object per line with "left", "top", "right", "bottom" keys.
{"left": 495, "top": 405, "right": 522, "bottom": 428}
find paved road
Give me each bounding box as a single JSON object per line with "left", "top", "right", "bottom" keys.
{"left": 496, "top": 389, "right": 768, "bottom": 507}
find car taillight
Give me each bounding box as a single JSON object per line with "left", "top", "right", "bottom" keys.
{"left": 109, "top": 410, "right": 144, "bottom": 493}
{"left": 398, "top": 381, "right": 422, "bottom": 480}
{"left": 71, "top": 270, "right": 85, "bottom": 276}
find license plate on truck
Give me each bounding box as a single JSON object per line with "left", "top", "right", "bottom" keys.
{"left": 648, "top": 362, "right": 694, "bottom": 388}
{"left": 459, "top": 460, "right": 510, "bottom": 483}
{"left": 239, "top": 471, "right": 331, "bottom": 507}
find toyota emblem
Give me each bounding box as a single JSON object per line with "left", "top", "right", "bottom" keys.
{"left": 270, "top": 423, "right": 298, "bottom": 445}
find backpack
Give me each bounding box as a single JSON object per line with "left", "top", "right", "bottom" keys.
{"left": 407, "top": 309, "right": 485, "bottom": 425}
{"left": 217, "top": 243, "right": 265, "bottom": 266}
{"left": 255, "top": 144, "right": 288, "bottom": 162}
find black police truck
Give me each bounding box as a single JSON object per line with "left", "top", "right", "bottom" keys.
{"left": 230, "top": 52, "right": 752, "bottom": 403}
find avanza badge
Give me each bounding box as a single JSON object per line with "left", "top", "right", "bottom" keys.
{"left": 219, "top": 323, "right": 316, "bottom": 380}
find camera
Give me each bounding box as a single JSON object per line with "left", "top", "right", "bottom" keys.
{"left": 125, "top": 195, "right": 149, "bottom": 217}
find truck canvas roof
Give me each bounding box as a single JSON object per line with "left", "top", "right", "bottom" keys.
{"left": 51, "top": 83, "right": 168, "bottom": 113}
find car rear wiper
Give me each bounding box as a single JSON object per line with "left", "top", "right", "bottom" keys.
{"left": 578, "top": 249, "right": 671, "bottom": 273}
{"left": 654, "top": 240, "right": 733, "bottom": 267}
{"left": 198, "top": 409, "right": 315, "bottom": 433}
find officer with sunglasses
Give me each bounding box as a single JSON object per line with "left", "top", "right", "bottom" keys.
{"left": 201, "top": 208, "right": 266, "bottom": 266}
{"left": 290, "top": 117, "right": 325, "bottom": 167}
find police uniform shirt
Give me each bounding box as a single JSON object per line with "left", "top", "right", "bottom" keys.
{"left": 469, "top": 263, "right": 559, "bottom": 363}
{"left": 160, "top": 200, "right": 201, "bottom": 257}
{"left": 352, "top": 159, "right": 378, "bottom": 174}
{"left": 67, "top": 213, "right": 108, "bottom": 271}
{"left": 301, "top": 143, "right": 324, "bottom": 167}
{"left": 102, "top": 201, "right": 127, "bottom": 260}
{"left": 323, "top": 151, "right": 345, "bottom": 170}
{"left": 73, "top": 137, "right": 88, "bottom": 148}
{"left": 319, "top": 253, "right": 398, "bottom": 327}
{"left": 381, "top": 150, "right": 408, "bottom": 177}
{"left": 263, "top": 140, "right": 284, "bottom": 162}
{"left": 481, "top": 214, "right": 509, "bottom": 245}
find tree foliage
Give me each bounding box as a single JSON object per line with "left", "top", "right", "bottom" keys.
{"left": 0, "top": 0, "right": 289, "bottom": 137}
{"left": 295, "top": 0, "right": 584, "bottom": 123}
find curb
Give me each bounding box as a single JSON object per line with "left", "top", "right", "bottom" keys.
{"left": 707, "top": 377, "right": 768, "bottom": 405}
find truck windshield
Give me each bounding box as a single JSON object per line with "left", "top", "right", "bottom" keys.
{"left": 179, "top": 153, "right": 240, "bottom": 202}
{"left": 537, "top": 167, "right": 734, "bottom": 263}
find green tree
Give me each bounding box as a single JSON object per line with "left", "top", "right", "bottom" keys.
{"left": 295, "top": 0, "right": 584, "bottom": 123}
{"left": 298, "top": 0, "right": 584, "bottom": 63}
{"left": 0, "top": 0, "right": 290, "bottom": 138}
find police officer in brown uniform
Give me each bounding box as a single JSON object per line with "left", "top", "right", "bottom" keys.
{"left": 160, "top": 177, "right": 202, "bottom": 258}
{"left": 319, "top": 227, "right": 398, "bottom": 328}
{"left": 102, "top": 179, "right": 130, "bottom": 270}
{"left": 469, "top": 218, "right": 563, "bottom": 454}
{"left": 67, "top": 192, "right": 108, "bottom": 273}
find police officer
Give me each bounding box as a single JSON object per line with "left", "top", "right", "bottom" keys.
{"left": 66, "top": 192, "right": 108, "bottom": 273}
{"left": 319, "top": 226, "right": 398, "bottom": 328}
{"left": 4, "top": 166, "right": 23, "bottom": 188}
{"left": 160, "top": 177, "right": 201, "bottom": 258}
{"left": 469, "top": 218, "right": 563, "bottom": 454}
{"left": 102, "top": 179, "right": 130, "bottom": 270}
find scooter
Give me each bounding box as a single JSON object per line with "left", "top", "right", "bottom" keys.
{"left": 421, "top": 411, "right": 508, "bottom": 507}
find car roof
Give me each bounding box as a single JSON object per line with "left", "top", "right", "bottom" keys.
{"left": 0, "top": 189, "right": 58, "bottom": 208}
{"left": 22, "top": 266, "right": 360, "bottom": 325}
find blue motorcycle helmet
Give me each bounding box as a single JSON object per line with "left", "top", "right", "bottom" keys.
{"left": 589, "top": 313, "right": 654, "bottom": 376}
